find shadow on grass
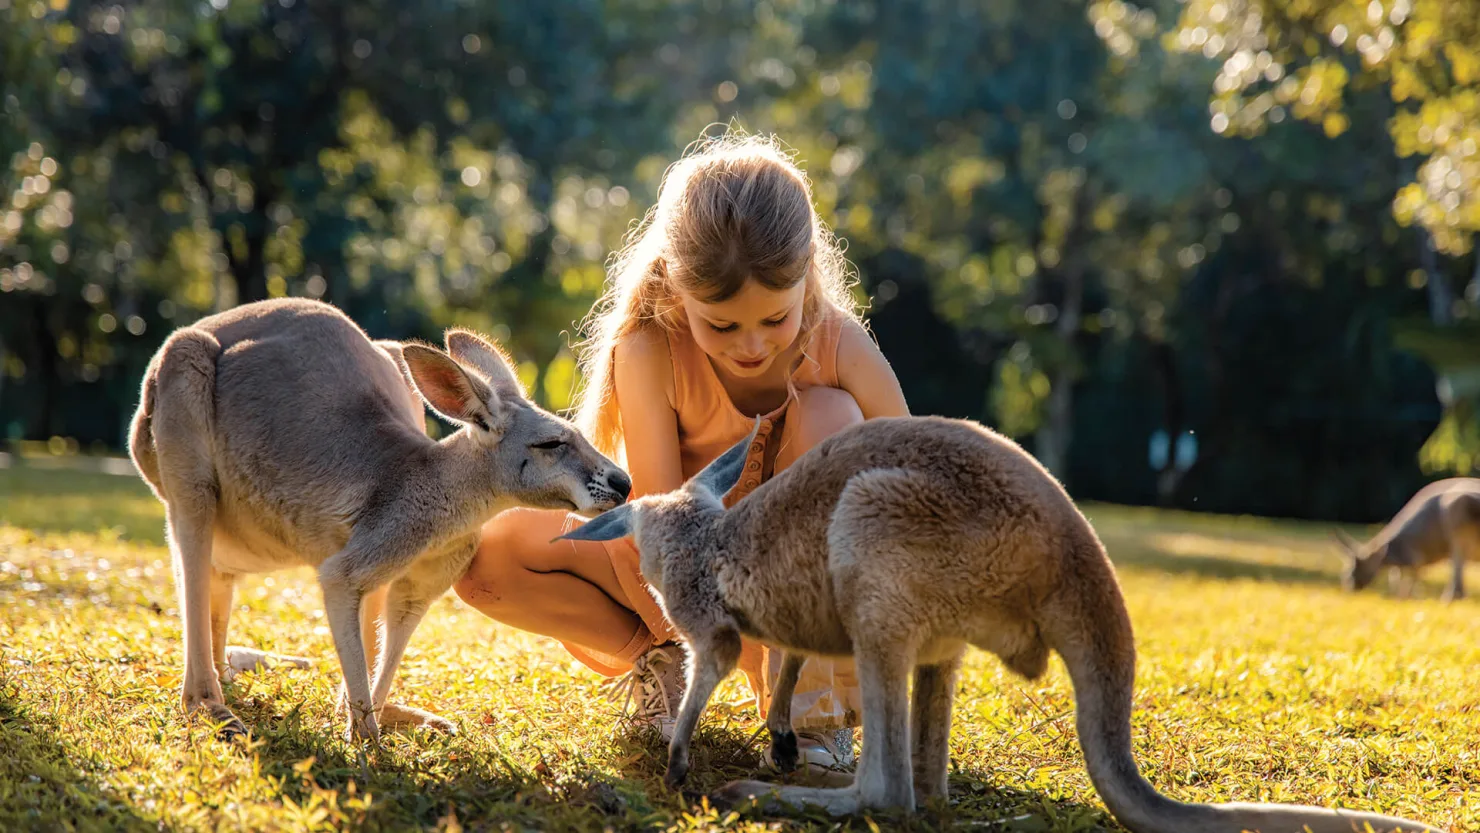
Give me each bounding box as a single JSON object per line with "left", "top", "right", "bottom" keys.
{"left": 230, "top": 694, "right": 653, "bottom": 831}
{"left": 0, "top": 677, "right": 159, "bottom": 832}
{"left": 1104, "top": 531, "right": 1476, "bottom": 601}
{"left": 1108, "top": 547, "right": 1336, "bottom": 586}
{"left": 610, "top": 720, "right": 1119, "bottom": 832}
{"left": 942, "top": 765, "right": 1119, "bottom": 832}
{"left": 0, "top": 465, "right": 165, "bottom": 547}
{"left": 609, "top": 717, "right": 764, "bottom": 801}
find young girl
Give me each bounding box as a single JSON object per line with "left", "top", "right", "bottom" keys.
{"left": 453, "top": 134, "right": 909, "bottom": 770}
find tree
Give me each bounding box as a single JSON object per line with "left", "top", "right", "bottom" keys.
{"left": 1170, "top": 0, "right": 1480, "bottom": 256}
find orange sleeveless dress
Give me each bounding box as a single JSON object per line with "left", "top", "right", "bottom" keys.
{"left": 560, "top": 313, "right": 861, "bottom": 728}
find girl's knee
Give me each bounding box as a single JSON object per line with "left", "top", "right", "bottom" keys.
{"left": 454, "top": 508, "right": 543, "bottom": 607}
{"left": 793, "top": 387, "right": 864, "bottom": 447}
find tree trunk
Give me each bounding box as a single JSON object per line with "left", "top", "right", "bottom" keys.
{"left": 191, "top": 159, "right": 273, "bottom": 306}
{"left": 1150, "top": 337, "right": 1187, "bottom": 505}
{"left": 1033, "top": 183, "right": 1095, "bottom": 482}
{"left": 0, "top": 343, "right": 7, "bottom": 443}
{"left": 229, "top": 203, "right": 272, "bottom": 305}
{"left": 1038, "top": 264, "right": 1082, "bottom": 480}
{"left": 1419, "top": 227, "right": 1453, "bottom": 326}
{"left": 33, "top": 300, "right": 60, "bottom": 440}
{"left": 507, "top": 171, "right": 559, "bottom": 407}
{"left": 1172, "top": 269, "right": 1239, "bottom": 506}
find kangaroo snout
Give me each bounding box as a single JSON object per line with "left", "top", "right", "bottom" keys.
{"left": 605, "top": 469, "right": 633, "bottom": 501}
{"left": 582, "top": 467, "right": 632, "bottom": 513}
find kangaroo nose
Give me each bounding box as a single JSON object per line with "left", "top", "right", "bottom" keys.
{"left": 607, "top": 470, "right": 632, "bottom": 501}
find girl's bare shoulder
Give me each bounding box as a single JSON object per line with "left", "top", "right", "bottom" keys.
{"left": 613, "top": 324, "right": 677, "bottom": 408}
{"left": 835, "top": 317, "right": 909, "bottom": 418}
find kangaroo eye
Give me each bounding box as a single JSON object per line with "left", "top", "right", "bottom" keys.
{"left": 532, "top": 439, "right": 566, "bottom": 450}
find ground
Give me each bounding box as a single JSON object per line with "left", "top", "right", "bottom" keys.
{"left": 0, "top": 461, "right": 1475, "bottom": 832}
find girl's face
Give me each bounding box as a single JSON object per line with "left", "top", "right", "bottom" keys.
{"left": 679, "top": 278, "right": 806, "bottom": 379}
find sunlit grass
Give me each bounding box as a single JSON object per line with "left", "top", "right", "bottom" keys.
{"left": 1, "top": 464, "right": 1474, "bottom": 831}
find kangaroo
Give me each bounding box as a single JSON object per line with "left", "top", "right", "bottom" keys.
{"left": 129, "top": 298, "right": 630, "bottom": 743}
{"left": 1336, "top": 477, "right": 1480, "bottom": 602}
{"left": 561, "top": 416, "right": 1440, "bottom": 832}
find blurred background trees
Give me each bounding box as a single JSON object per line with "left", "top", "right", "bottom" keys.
{"left": 3, "top": 0, "right": 1477, "bottom": 522}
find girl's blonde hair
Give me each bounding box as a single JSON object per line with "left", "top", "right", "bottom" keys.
{"left": 572, "top": 132, "right": 862, "bottom": 459}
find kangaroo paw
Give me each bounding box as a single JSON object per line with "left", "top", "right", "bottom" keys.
{"left": 713, "top": 779, "right": 783, "bottom": 811}
{"left": 378, "top": 702, "right": 457, "bottom": 734}
{"left": 187, "top": 697, "right": 248, "bottom": 741}
{"left": 768, "top": 729, "right": 799, "bottom": 773}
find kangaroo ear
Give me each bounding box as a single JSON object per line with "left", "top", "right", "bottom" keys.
{"left": 690, "top": 417, "right": 762, "bottom": 500}
{"left": 554, "top": 504, "right": 634, "bottom": 543}
{"left": 1330, "top": 529, "right": 1362, "bottom": 557}
{"left": 402, "top": 343, "right": 497, "bottom": 430}
{"left": 446, "top": 329, "right": 526, "bottom": 401}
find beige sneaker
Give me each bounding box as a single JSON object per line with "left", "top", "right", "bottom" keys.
{"left": 762, "top": 727, "right": 856, "bottom": 772}
{"left": 605, "top": 643, "right": 686, "bottom": 741}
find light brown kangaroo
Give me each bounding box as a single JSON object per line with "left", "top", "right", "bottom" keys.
{"left": 1336, "top": 477, "right": 1480, "bottom": 602}
{"left": 129, "top": 298, "right": 630, "bottom": 743}
{"left": 561, "top": 416, "right": 1440, "bottom": 832}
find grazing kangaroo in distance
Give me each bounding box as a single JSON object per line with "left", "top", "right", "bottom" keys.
{"left": 1336, "top": 477, "right": 1480, "bottom": 602}
{"left": 561, "top": 416, "right": 1440, "bottom": 833}
{"left": 129, "top": 298, "right": 630, "bottom": 743}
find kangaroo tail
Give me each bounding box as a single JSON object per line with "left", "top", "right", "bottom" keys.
{"left": 1041, "top": 527, "right": 1442, "bottom": 833}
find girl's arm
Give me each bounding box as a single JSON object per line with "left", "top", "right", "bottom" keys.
{"left": 612, "top": 326, "right": 686, "bottom": 498}
{"left": 836, "top": 319, "right": 910, "bottom": 420}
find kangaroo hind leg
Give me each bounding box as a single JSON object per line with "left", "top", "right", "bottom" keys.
{"left": 152, "top": 328, "right": 245, "bottom": 739}
{"left": 911, "top": 651, "right": 963, "bottom": 804}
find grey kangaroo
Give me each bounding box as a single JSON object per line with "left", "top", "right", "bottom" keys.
{"left": 129, "top": 298, "right": 630, "bottom": 743}
{"left": 562, "top": 416, "right": 1439, "bottom": 833}
{"left": 1336, "top": 477, "right": 1480, "bottom": 602}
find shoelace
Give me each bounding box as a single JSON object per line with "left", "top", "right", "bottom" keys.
{"left": 603, "top": 647, "right": 678, "bottom": 722}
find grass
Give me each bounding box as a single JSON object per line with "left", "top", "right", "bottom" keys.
{"left": 1, "top": 462, "right": 1476, "bottom": 832}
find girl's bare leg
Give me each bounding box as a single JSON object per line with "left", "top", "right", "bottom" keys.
{"left": 454, "top": 508, "right": 644, "bottom": 658}
{"left": 771, "top": 387, "right": 867, "bottom": 738}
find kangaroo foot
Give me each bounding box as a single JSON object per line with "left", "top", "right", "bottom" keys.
{"left": 220, "top": 646, "right": 312, "bottom": 682}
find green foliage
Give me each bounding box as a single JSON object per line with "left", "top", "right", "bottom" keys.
{"left": 1, "top": 0, "right": 1472, "bottom": 518}
{"left": 1417, "top": 401, "right": 1480, "bottom": 474}
{"left": 1, "top": 467, "right": 1474, "bottom": 830}
{"left": 1170, "top": 0, "right": 1480, "bottom": 254}
{"left": 991, "top": 346, "right": 1053, "bottom": 438}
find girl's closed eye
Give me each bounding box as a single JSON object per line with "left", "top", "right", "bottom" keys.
{"left": 707, "top": 314, "right": 787, "bottom": 333}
